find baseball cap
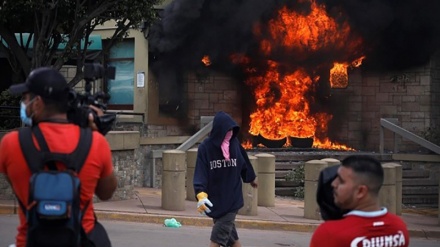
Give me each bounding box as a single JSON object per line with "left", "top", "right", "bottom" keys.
{"left": 9, "top": 67, "right": 69, "bottom": 100}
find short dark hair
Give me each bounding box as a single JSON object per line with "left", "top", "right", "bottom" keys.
{"left": 27, "top": 92, "right": 68, "bottom": 114}
{"left": 341, "top": 155, "right": 384, "bottom": 195}
{"left": 41, "top": 97, "right": 69, "bottom": 113}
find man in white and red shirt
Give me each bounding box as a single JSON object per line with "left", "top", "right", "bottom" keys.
{"left": 310, "top": 155, "right": 409, "bottom": 247}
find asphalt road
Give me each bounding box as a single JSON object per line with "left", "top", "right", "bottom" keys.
{"left": 1, "top": 215, "right": 439, "bottom": 247}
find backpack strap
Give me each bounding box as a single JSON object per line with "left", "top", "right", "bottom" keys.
{"left": 20, "top": 125, "right": 93, "bottom": 173}
{"left": 32, "top": 126, "right": 57, "bottom": 170}
{"left": 70, "top": 127, "right": 93, "bottom": 173}
{"left": 16, "top": 126, "right": 93, "bottom": 211}
{"left": 18, "top": 127, "right": 43, "bottom": 174}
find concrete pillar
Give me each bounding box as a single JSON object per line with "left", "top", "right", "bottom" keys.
{"left": 379, "top": 163, "right": 397, "bottom": 214}
{"left": 255, "top": 153, "right": 276, "bottom": 207}
{"left": 239, "top": 155, "right": 259, "bottom": 216}
{"left": 186, "top": 148, "right": 198, "bottom": 201}
{"left": 382, "top": 162, "right": 402, "bottom": 215}
{"left": 394, "top": 164, "right": 402, "bottom": 216}
{"left": 320, "top": 158, "right": 341, "bottom": 166}
{"left": 161, "top": 150, "right": 186, "bottom": 211}
{"left": 304, "top": 160, "right": 329, "bottom": 220}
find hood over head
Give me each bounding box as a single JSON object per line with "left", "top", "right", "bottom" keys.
{"left": 209, "top": 111, "right": 240, "bottom": 147}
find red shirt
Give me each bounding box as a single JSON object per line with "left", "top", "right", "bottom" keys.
{"left": 0, "top": 123, "right": 114, "bottom": 247}
{"left": 310, "top": 208, "right": 409, "bottom": 247}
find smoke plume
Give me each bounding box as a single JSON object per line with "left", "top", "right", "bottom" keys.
{"left": 149, "top": 0, "right": 440, "bottom": 73}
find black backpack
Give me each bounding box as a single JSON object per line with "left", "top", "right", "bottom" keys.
{"left": 17, "top": 125, "right": 93, "bottom": 247}
{"left": 316, "top": 165, "right": 350, "bottom": 221}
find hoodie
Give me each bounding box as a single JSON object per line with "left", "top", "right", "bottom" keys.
{"left": 193, "top": 111, "right": 257, "bottom": 219}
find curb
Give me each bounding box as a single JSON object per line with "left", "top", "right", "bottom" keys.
{"left": 408, "top": 229, "right": 440, "bottom": 240}
{"left": 2, "top": 204, "right": 439, "bottom": 239}
{"left": 0, "top": 205, "right": 18, "bottom": 215}
{"left": 94, "top": 210, "right": 319, "bottom": 233}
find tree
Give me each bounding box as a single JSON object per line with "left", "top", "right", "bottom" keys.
{"left": 0, "top": 0, "right": 162, "bottom": 86}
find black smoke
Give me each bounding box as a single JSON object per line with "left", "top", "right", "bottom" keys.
{"left": 148, "top": 0, "right": 279, "bottom": 78}
{"left": 149, "top": 0, "right": 440, "bottom": 74}
{"left": 317, "top": 0, "right": 440, "bottom": 71}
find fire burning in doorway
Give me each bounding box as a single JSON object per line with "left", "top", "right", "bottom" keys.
{"left": 149, "top": 0, "right": 440, "bottom": 150}
{"left": 239, "top": 1, "right": 364, "bottom": 149}
{"left": 204, "top": 1, "right": 365, "bottom": 149}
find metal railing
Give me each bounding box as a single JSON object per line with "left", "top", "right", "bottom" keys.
{"left": 380, "top": 118, "right": 440, "bottom": 155}
{"left": 176, "top": 116, "right": 214, "bottom": 151}
{"left": 149, "top": 116, "right": 214, "bottom": 187}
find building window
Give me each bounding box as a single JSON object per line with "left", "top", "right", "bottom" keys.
{"left": 107, "top": 39, "right": 134, "bottom": 109}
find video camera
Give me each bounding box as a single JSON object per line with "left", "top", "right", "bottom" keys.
{"left": 67, "top": 63, "right": 116, "bottom": 135}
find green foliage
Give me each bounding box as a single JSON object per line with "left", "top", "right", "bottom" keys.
{"left": 285, "top": 164, "right": 305, "bottom": 199}
{"left": 422, "top": 127, "right": 440, "bottom": 146}
{"left": 293, "top": 186, "right": 304, "bottom": 199}
{"left": 0, "top": 90, "right": 21, "bottom": 130}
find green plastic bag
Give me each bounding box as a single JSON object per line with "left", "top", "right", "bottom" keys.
{"left": 164, "top": 218, "right": 182, "bottom": 228}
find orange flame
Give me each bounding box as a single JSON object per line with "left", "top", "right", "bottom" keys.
{"left": 202, "top": 55, "right": 211, "bottom": 66}
{"left": 238, "top": 0, "right": 364, "bottom": 150}
{"left": 241, "top": 140, "right": 253, "bottom": 150}
{"left": 351, "top": 56, "right": 366, "bottom": 67}
{"left": 247, "top": 62, "right": 323, "bottom": 139}
{"left": 330, "top": 62, "right": 349, "bottom": 88}
{"left": 330, "top": 56, "right": 366, "bottom": 88}
{"left": 261, "top": 2, "right": 360, "bottom": 55}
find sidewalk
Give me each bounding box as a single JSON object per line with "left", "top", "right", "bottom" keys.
{"left": 1, "top": 187, "right": 439, "bottom": 239}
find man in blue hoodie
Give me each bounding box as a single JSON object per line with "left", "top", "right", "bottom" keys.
{"left": 194, "top": 111, "right": 258, "bottom": 247}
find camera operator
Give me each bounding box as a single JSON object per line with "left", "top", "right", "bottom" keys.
{"left": 310, "top": 155, "right": 409, "bottom": 247}
{"left": 0, "top": 67, "right": 117, "bottom": 247}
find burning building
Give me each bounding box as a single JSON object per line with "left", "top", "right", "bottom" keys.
{"left": 148, "top": 0, "right": 440, "bottom": 151}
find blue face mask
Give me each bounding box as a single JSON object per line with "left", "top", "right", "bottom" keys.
{"left": 20, "top": 101, "right": 34, "bottom": 126}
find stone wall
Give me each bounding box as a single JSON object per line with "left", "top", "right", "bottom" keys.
{"left": 185, "top": 70, "right": 243, "bottom": 131}
{"left": 111, "top": 150, "right": 137, "bottom": 200}
{"left": 430, "top": 52, "right": 440, "bottom": 128}
{"left": 0, "top": 150, "right": 139, "bottom": 201}
{"left": 400, "top": 159, "right": 440, "bottom": 206}
{"left": 0, "top": 174, "right": 14, "bottom": 200}
{"left": 136, "top": 144, "right": 179, "bottom": 188}
{"left": 330, "top": 55, "right": 440, "bottom": 152}
{"left": 0, "top": 131, "right": 142, "bottom": 201}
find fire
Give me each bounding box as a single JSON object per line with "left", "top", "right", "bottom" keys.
{"left": 247, "top": 62, "right": 324, "bottom": 139}
{"left": 201, "top": 55, "right": 211, "bottom": 66}
{"left": 330, "top": 56, "right": 366, "bottom": 88}
{"left": 351, "top": 56, "right": 366, "bottom": 67}
{"left": 330, "top": 62, "right": 349, "bottom": 88}
{"left": 241, "top": 140, "right": 253, "bottom": 150}
{"left": 237, "top": 0, "right": 364, "bottom": 150}
{"left": 264, "top": 4, "right": 353, "bottom": 54}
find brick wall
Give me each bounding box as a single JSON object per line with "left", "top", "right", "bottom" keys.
{"left": 142, "top": 69, "right": 243, "bottom": 138}
{"left": 329, "top": 55, "right": 440, "bottom": 152}
{"left": 146, "top": 57, "right": 439, "bottom": 152}
{"left": 430, "top": 52, "right": 440, "bottom": 128}
{"left": 185, "top": 70, "right": 243, "bottom": 128}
